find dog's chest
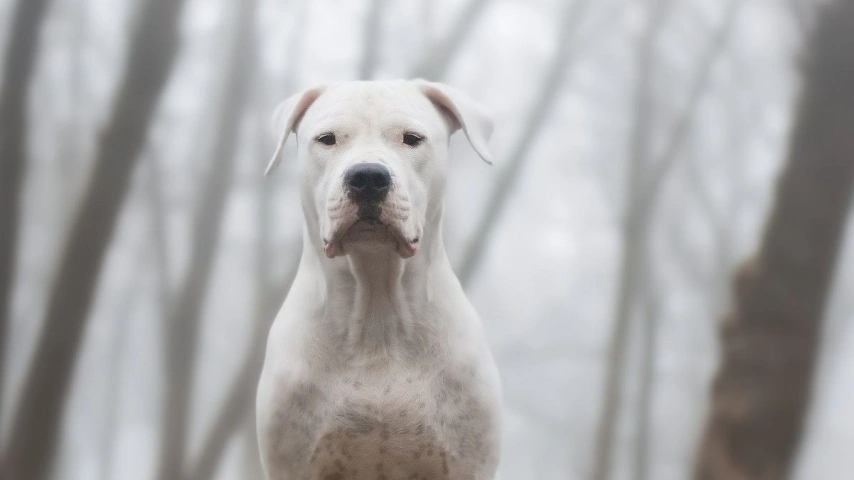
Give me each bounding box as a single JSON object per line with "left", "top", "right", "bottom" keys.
{"left": 261, "top": 363, "right": 499, "bottom": 480}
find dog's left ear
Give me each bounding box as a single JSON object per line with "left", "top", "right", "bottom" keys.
{"left": 265, "top": 86, "right": 325, "bottom": 175}
{"left": 415, "top": 80, "right": 494, "bottom": 165}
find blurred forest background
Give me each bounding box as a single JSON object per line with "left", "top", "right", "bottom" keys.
{"left": 1, "top": 0, "right": 853, "bottom": 479}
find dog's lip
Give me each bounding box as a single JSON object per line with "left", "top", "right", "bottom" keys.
{"left": 349, "top": 217, "right": 385, "bottom": 229}
{"left": 323, "top": 217, "right": 419, "bottom": 259}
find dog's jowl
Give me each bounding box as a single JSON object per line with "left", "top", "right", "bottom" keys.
{"left": 256, "top": 80, "right": 502, "bottom": 480}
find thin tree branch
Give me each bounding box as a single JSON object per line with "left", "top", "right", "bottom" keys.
{"left": 589, "top": 1, "right": 676, "bottom": 478}
{"left": 667, "top": 214, "right": 711, "bottom": 288}
{"left": 684, "top": 154, "right": 724, "bottom": 235}
{"left": 786, "top": 0, "right": 812, "bottom": 36}
{"left": 182, "top": 8, "right": 310, "bottom": 475}
{"left": 97, "top": 243, "right": 148, "bottom": 480}
{"left": 455, "top": 0, "right": 593, "bottom": 287}
{"left": 154, "top": 1, "right": 258, "bottom": 478}
{"left": 145, "top": 146, "right": 172, "bottom": 315}
{"left": 590, "top": 1, "right": 745, "bottom": 476}
{"left": 637, "top": 0, "right": 745, "bottom": 214}
{"left": 1, "top": 0, "right": 188, "bottom": 477}
{"left": 358, "top": 0, "right": 388, "bottom": 80}
{"left": 633, "top": 284, "right": 660, "bottom": 480}
{"left": 184, "top": 256, "right": 299, "bottom": 480}
{"left": 408, "top": 0, "right": 493, "bottom": 81}
{"left": 0, "top": 0, "right": 54, "bottom": 429}
{"left": 56, "top": 0, "right": 87, "bottom": 216}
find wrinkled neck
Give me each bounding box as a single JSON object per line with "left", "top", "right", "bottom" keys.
{"left": 303, "top": 210, "right": 448, "bottom": 354}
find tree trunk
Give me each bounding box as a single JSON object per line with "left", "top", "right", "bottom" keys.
{"left": 185, "top": 259, "right": 299, "bottom": 480}
{"left": 589, "top": 3, "right": 670, "bottom": 477}
{"left": 241, "top": 410, "right": 265, "bottom": 480}
{"left": 153, "top": 1, "right": 258, "bottom": 479}
{"left": 98, "top": 246, "right": 145, "bottom": 480}
{"left": 146, "top": 147, "right": 173, "bottom": 315}
{"left": 693, "top": 2, "right": 854, "bottom": 479}
{"left": 0, "top": 0, "right": 53, "bottom": 425}
{"left": 183, "top": 17, "right": 308, "bottom": 477}
{"left": 183, "top": 105, "right": 277, "bottom": 480}
{"left": 589, "top": 1, "right": 741, "bottom": 477}
{"left": 0, "top": 0, "right": 188, "bottom": 478}
{"left": 183, "top": 293, "right": 281, "bottom": 480}
{"left": 633, "top": 290, "right": 660, "bottom": 480}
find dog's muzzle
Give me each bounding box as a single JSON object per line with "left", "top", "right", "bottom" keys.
{"left": 323, "top": 162, "right": 418, "bottom": 259}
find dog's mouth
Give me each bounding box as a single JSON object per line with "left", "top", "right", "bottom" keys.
{"left": 323, "top": 212, "right": 419, "bottom": 259}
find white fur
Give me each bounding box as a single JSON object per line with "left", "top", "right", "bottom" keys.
{"left": 257, "top": 80, "right": 502, "bottom": 479}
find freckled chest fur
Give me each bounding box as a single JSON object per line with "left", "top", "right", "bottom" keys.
{"left": 264, "top": 357, "right": 497, "bottom": 480}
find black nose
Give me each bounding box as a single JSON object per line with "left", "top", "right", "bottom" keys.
{"left": 344, "top": 163, "right": 391, "bottom": 202}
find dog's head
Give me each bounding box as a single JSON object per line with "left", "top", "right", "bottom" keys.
{"left": 266, "top": 80, "right": 493, "bottom": 259}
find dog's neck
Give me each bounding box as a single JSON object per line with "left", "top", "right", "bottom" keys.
{"left": 301, "top": 208, "right": 454, "bottom": 355}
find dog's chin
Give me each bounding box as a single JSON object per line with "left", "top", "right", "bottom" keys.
{"left": 323, "top": 218, "right": 419, "bottom": 259}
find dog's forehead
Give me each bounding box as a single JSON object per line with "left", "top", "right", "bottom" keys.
{"left": 300, "top": 81, "right": 443, "bottom": 131}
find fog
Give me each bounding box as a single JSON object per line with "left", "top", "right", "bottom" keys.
{"left": 0, "top": 0, "right": 852, "bottom": 479}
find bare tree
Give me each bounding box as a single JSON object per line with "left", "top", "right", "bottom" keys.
{"left": 185, "top": 260, "right": 298, "bottom": 480}
{"left": 589, "top": 1, "right": 743, "bottom": 478}
{"left": 0, "top": 0, "right": 188, "bottom": 477}
{"left": 183, "top": 96, "right": 284, "bottom": 480}
{"left": 55, "top": 0, "right": 88, "bottom": 217}
{"left": 358, "top": 0, "right": 388, "bottom": 80}
{"left": 183, "top": 11, "right": 311, "bottom": 475}
{"left": 455, "top": 0, "right": 592, "bottom": 287}
{"left": 786, "top": 0, "right": 814, "bottom": 36}
{"left": 589, "top": 3, "right": 672, "bottom": 477}
{"left": 236, "top": 113, "right": 279, "bottom": 479}
{"left": 632, "top": 283, "right": 661, "bottom": 480}
{"left": 0, "top": 0, "right": 54, "bottom": 423}
{"left": 453, "top": 0, "right": 640, "bottom": 288}
{"left": 241, "top": 410, "right": 265, "bottom": 480}
{"left": 144, "top": 144, "right": 173, "bottom": 316}
{"left": 693, "top": 1, "right": 854, "bottom": 478}
{"left": 408, "top": 0, "right": 493, "bottom": 81}
{"left": 153, "top": 1, "right": 259, "bottom": 479}
{"left": 98, "top": 243, "right": 147, "bottom": 480}
{"left": 186, "top": 132, "right": 299, "bottom": 476}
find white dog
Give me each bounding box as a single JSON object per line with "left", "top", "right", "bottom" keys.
{"left": 256, "top": 80, "right": 502, "bottom": 480}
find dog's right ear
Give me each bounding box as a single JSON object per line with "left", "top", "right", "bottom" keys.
{"left": 414, "top": 79, "right": 494, "bottom": 165}
{"left": 265, "top": 86, "right": 325, "bottom": 175}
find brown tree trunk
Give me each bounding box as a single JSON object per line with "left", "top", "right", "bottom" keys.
{"left": 0, "top": 0, "right": 53, "bottom": 424}
{"left": 0, "top": 0, "right": 188, "bottom": 478}
{"left": 153, "top": 1, "right": 258, "bottom": 479}
{"left": 693, "top": 1, "right": 854, "bottom": 479}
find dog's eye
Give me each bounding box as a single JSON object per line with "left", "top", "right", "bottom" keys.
{"left": 316, "top": 133, "right": 336, "bottom": 146}
{"left": 403, "top": 133, "right": 424, "bottom": 147}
